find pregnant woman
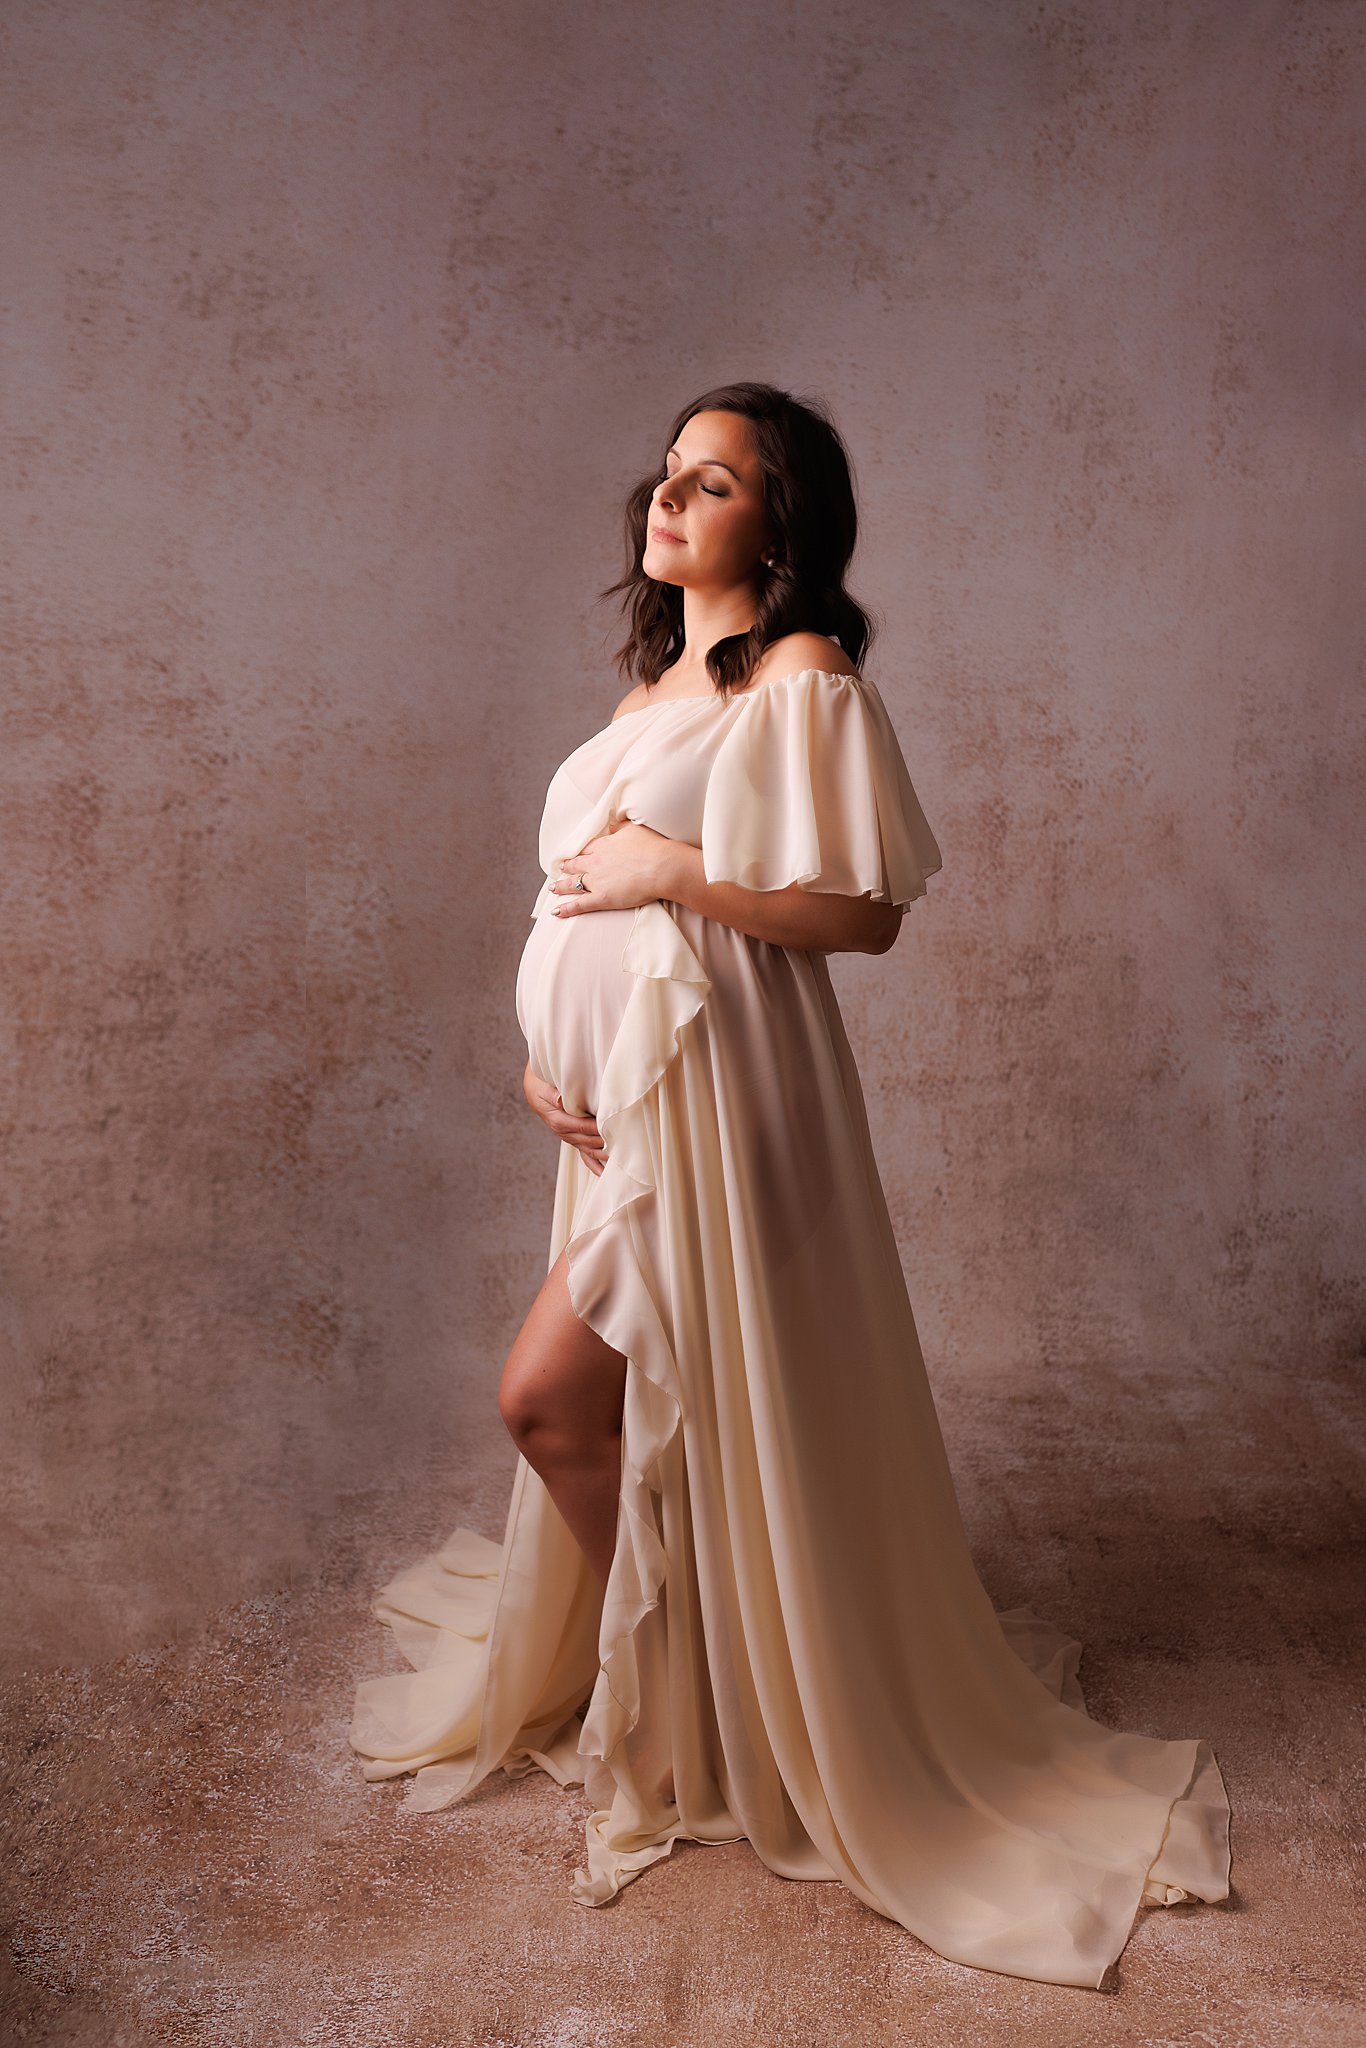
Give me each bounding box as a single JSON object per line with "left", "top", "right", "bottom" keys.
{"left": 349, "top": 382, "right": 1232, "bottom": 1990}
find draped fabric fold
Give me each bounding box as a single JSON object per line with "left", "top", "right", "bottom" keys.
{"left": 349, "top": 669, "right": 1231, "bottom": 1989}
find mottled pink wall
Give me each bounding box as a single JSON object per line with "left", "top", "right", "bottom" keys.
{"left": 3, "top": 1, "right": 1361, "bottom": 1671}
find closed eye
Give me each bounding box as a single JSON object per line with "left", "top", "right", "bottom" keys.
{"left": 660, "top": 468, "right": 728, "bottom": 498}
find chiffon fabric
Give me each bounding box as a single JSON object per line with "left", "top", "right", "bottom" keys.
{"left": 349, "top": 668, "right": 1232, "bottom": 1990}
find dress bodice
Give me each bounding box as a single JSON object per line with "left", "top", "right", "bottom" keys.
{"left": 529, "top": 693, "right": 742, "bottom": 921}
{"left": 515, "top": 667, "right": 944, "bottom": 1120}
{"left": 528, "top": 667, "right": 944, "bottom": 921}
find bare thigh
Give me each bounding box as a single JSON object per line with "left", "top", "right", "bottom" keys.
{"left": 498, "top": 1245, "right": 627, "bottom": 1447}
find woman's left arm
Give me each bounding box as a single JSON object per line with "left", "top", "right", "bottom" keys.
{"left": 551, "top": 827, "right": 902, "bottom": 956}
{"left": 660, "top": 840, "right": 901, "bottom": 954}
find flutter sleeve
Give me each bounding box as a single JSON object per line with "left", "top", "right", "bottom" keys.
{"left": 699, "top": 667, "right": 943, "bottom": 909}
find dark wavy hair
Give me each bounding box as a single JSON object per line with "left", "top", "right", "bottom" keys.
{"left": 599, "top": 382, "right": 877, "bottom": 701}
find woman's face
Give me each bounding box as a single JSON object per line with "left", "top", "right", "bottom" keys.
{"left": 641, "top": 409, "right": 773, "bottom": 592}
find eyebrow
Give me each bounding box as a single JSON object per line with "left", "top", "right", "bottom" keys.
{"left": 666, "top": 446, "right": 743, "bottom": 481}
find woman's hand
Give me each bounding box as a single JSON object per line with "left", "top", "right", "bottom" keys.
{"left": 522, "top": 1060, "right": 606, "bottom": 1176}
{"left": 551, "top": 821, "right": 672, "bottom": 915}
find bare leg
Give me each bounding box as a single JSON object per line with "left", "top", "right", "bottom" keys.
{"left": 499, "top": 1248, "right": 674, "bottom": 1805}
{"left": 498, "top": 1246, "right": 627, "bottom": 1589}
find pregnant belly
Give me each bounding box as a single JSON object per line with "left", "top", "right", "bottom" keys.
{"left": 515, "top": 904, "right": 641, "bottom": 1118}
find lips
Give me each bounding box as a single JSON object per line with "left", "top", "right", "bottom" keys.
{"left": 651, "top": 526, "right": 685, "bottom": 544}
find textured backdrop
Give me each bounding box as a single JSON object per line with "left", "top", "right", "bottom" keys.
{"left": 3, "top": 0, "right": 1362, "bottom": 1678}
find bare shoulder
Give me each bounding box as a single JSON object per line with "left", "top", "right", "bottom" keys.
{"left": 611, "top": 681, "right": 653, "bottom": 722}
{"left": 748, "top": 632, "right": 860, "bottom": 689}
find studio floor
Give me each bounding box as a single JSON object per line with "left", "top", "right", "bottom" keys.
{"left": 4, "top": 1350, "right": 1362, "bottom": 2048}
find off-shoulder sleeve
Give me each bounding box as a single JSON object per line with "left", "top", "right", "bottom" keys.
{"left": 700, "top": 668, "right": 943, "bottom": 909}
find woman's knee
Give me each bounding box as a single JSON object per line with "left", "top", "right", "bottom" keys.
{"left": 497, "top": 1345, "right": 596, "bottom": 1450}
{"left": 497, "top": 1354, "right": 545, "bottom": 1445}
{"left": 497, "top": 1319, "right": 626, "bottom": 1451}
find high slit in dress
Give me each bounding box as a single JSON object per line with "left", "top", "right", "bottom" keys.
{"left": 348, "top": 667, "right": 1232, "bottom": 1990}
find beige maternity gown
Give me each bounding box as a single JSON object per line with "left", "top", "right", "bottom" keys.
{"left": 349, "top": 666, "right": 1232, "bottom": 1990}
